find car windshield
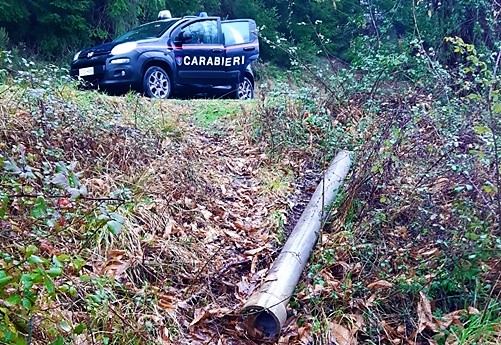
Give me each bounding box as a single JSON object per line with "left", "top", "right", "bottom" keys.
{"left": 113, "top": 20, "right": 178, "bottom": 43}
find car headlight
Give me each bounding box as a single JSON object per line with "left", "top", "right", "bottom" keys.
{"left": 110, "top": 58, "right": 130, "bottom": 64}
{"left": 111, "top": 42, "right": 137, "bottom": 56}
{"left": 73, "top": 51, "right": 81, "bottom": 62}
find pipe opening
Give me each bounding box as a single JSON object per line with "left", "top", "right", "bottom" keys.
{"left": 243, "top": 307, "right": 281, "bottom": 338}
{"left": 254, "top": 311, "right": 279, "bottom": 337}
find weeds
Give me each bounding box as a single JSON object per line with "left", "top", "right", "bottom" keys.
{"left": 1, "top": 31, "right": 500, "bottom": 344}
{"left": 249, "top": 31, "right": 500, "bottom": 343}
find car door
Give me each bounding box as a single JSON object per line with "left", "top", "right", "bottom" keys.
{"left": 222, "top": 20, "right": 259, "bottom": 83}
{"left": 173, "top": 18, "right": 226, "bottom": 88}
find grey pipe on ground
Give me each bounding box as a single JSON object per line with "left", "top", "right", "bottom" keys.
{"left": 242, "top": 150, "right": 352, "bottom": 339}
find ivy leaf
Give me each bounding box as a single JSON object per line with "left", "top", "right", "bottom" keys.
{"left": 107, "top": 213, "right": 125, "bottom": 234}
{"left": 74, "top": 323, "right": 87, "bottom": 335}
{"left": 473, "top": 125, "right": 490, "bottom": 135}
{"left": 31, "top": 196, "right": 47, "bottom": 218}
{"left": 52, "top": 255, "right": 63, "bottom": 268}
{"left": 0, "top": 275, "right": 13, "bottom": 287}
{"left": 20, "top": 274, "right": 33, "bottom": 289}
{"left": 27, "top": 255, "right": 45, "bottom": 264}
{"left": 71, "top": 256, "right": 86, "bottom": 272}
{"left": 107, "top": 220, "right": 123, "bottom": 235}
{"left": 6, "top": 294, "right": 22, "bottom": 306}
{"left": 109, "top": 212, "right": 125, "bottom": 223}
{"left": 465, "top": 232, "right": 480, "bottom": 240}
{"left": 44, "top": 277, "right": 55, "bottom": 296}
{"left": 48, "top": 267, "right": 63, "bottom": 277}
{"left": 32, "top": 271, "right": 44, "bottom": 283}
{"left": 50, "top": 336, "right": 64, "bottom": 345}
{"left": 68, "top": 185, "right": 88, "bottom": 200}
{"left": 25, "top": 244, "right": 38, "bottom": 256}
{"left": 22, "top": 297, "right": 33, "bottom": 310}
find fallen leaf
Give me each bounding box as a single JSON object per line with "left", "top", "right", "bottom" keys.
{"left": 467, "top": 306, "right": 480, "bottom": 315}
{"left": 244, "top": 246, "right": 268, "bottom": 256}
{"left": 420, "top": 248, "right": 440, "bottom": 257}
{"left": 414, "top": 292, "right": 473, "bottom": 337}
{"left": 346, "top": 314, "right": 364, "bottom": 331}
{"left": 189, "top": 307, "right": 232, "bottom": 327}
{"left": 368, "top": 280, "right": 393, "bottom": 289}
{"left": 381, "top": 320, "right": 400, "bottom": 344}
{"left": 223, "top": 228, "right": 241, "bottom": 239}
{"left": 395, "top": 226, "right": 408, "bottom": 240}
{"left": 189, "top": 309, "right": 210, "bottom": 327}
{"left": 297, "top": 325, "right": 313, "bottom": 344}
{"left": 330, "top": 322, "right": 357, "bottom": 345}
{"left": 431, "top": 177, "right": 450, "bottom": 192}
{"left": 158, "top": 294, "right": 176, "bottom": 311}
{"left": 436, "top": 309, "right": 463, "bottom": 329}
{"left": 234, "top": 220, "right": 252, "bottom": 231}
{"left": 416, "top": 291, "right": 438, "bottom": 333}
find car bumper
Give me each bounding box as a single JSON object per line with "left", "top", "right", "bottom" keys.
{"left": 70, "top": 53, "right": 142, "bottom": 90}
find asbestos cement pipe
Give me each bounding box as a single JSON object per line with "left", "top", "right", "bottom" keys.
{"left": 242, "top": 150, "right": 352, "bottom": 338}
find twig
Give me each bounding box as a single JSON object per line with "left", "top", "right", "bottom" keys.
{"left": 368, "top": 0, "right": 381, "bottom": 49}
{"left": 27, "top": 316, "right": 33, "bottom": 345}
{"left": 107, "top": 304, "right": 150, "bottom": 343}
{"left": 216, "top": 258, "right": 251, "bottom": 276}
{"left": 184, "top": 242, "right": 224, "bottom": 298}
{"left": 411, "top": 0, "right": 451, "bottom": 104}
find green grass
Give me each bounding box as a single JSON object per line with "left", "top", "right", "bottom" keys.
{"left": 194, "top": 100, "right": 244, "bottom": 127}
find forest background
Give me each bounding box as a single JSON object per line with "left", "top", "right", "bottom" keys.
{"left": 0, "top": 0, "right": 499, "bottom": 66}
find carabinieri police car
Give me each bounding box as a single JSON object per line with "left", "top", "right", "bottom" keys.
{"left": 70, "top": 11, "right": 259, "bottom": 99}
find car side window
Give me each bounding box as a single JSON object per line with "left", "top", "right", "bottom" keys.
{"left": 183, "top": 20, "right": 219, "bottom": 44}
{"left": 222, "top": 21, "right": 250, "bottom": 46}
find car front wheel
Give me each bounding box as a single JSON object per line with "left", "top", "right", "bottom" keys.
{"left": 143, "top": 66, "right": 171, "bottom": 99}
{"left": 236, "top": 77, "right": 254, "bottom": 100}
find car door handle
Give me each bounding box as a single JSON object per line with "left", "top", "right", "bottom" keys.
{"left": 243, "top": 47, "right": 255, "bottom": 52}
{"left": 211, "top": 48, "right": 223, "bottom": 53}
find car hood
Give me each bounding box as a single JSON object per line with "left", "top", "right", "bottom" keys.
{"left": 78, "top": 42, "right": 117, "bottom": 59}
{"left": 77, "top": 38, "right": 162, "bottom": 60}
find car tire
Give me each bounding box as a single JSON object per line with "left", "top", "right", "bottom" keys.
{"left": 143, "top": 66, "right": 171, "bottom": 99}
{"left": 236, "top": 77, "right": 254, "bottom": 100}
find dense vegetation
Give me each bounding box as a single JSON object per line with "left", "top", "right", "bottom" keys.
{"left": 0, "top": 0, "right": 500, "bottom": 64}
{"left": 0, "top": 0, "right": 500, "bottom": 344}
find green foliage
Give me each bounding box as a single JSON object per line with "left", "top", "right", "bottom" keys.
{"left": 0, "top": 248, "right": 84, "bottom": 343}
{"left": 0, "top": 62, "right": 179, "bottom": 343}
{"left": 0, "top": 26, "right": 8, "bottom": 50}
{"left": 0, "top": 0, "right": 498, "bottom": 65}
{"left": 248, "top": 9, "right": 500, "bottom": 338}
{"left": 439, "top": 302, "right": 501, "bottom": 344}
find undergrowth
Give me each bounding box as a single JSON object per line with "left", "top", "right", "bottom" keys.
{"left": 1, "top": 36, "right": 500, "bottom": 345}
{"left": 251, "top": 38, "right": 500, "bottom": 344}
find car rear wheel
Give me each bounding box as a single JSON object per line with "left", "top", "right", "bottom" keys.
{"left": 143, "top": 66, "right": 171, "bottom": 99}
{"left": 236, "top": 77, "right": 253, "bottom": 100}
